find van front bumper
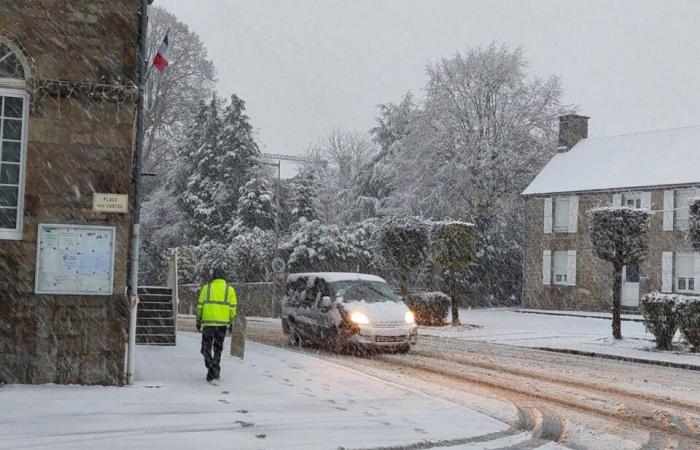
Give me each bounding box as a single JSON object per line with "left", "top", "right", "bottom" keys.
{"left": 349, "top": 324, "right": 418, "bottom": 346}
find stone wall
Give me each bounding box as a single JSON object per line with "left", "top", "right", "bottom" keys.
{"left": 0, "top": 1, "right": 139, "bottom": 385}
{"left": 523, "top": 190, "right": 690, "bottom": 312}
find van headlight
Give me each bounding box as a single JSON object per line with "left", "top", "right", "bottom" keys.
{"left": 405, "top": 311, "right": 415, "bottom": 324}
{"left": 350, "top": 311, "right": 370, "bottom": 325}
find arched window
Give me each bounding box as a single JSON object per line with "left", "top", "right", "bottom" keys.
{"left": 0, "top": 39, "right": 29, "bottom": 240}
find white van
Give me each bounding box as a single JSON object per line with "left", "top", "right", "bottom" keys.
{"left": 281, "top": 272, "right": 418, "bottom": 353}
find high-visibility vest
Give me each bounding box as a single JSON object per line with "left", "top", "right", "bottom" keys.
{"left": 196, "top": 279, "right": 237, "bottom": 327}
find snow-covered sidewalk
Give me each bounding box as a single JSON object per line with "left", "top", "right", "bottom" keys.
{"left": 0, "top": 333, "right": 567, "bottom": 450}
{"left": 421, "top": 309, "right": 700, "bottom": 369}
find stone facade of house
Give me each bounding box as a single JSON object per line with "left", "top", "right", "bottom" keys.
{"left": 0, "top": 1, "right": 139, "bottom": 385}
{"left": 523, "top": 191, "right": 695, "bottom": 312}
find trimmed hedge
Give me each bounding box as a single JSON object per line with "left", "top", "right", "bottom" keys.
{"left": 640, "top": 293, "right": 678, "bottom": 350}
{"left": 642, "top": 292, "right": 700, "bottom": 352}
{"left": 689, "top": 197, "right": 700, "bottom": 251}
{"left": 404, "top": 292, "right": 450, "bottom": 326}
{"left": 676, "top": 300, "right": 700, "bottom": 352}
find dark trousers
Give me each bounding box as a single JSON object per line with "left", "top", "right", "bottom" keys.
{"left": 201, "top": 326, "right": 227, "bottom": 380}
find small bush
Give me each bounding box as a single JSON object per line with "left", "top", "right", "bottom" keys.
{"left": 404, "top": 291, "right": 450, "bottom": 326}
{"left": 676, "top": 299, "right": 700, "bottom": 352}
{"left": 641, "top": 293, "right": 679, "bottom": 350}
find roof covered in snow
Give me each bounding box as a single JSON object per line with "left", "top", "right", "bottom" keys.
{"left": 522, "top": 126, "right": 700, "bottom": 196}
{"left": 287, "top": 272, "right": 387, "bottom": 283}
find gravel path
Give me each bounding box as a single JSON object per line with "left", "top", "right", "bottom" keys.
{"left": 243, "top": 319, "right": 700, "bottom": 450}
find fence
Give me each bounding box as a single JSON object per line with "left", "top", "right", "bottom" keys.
{"left": 179, "top": 282, "right": 281, "bottom": 318}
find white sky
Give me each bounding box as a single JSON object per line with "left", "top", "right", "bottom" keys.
{"left": 159, "top": 0, "right": 700, "bottom": 172}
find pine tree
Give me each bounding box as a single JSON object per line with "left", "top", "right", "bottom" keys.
{"left": 291, "top": 168, "right": 318, "bottom": 222}
{"left": 176, "top": 94, "right": 261, "bottom": 244}
{"left": 234, "top": 168, "right": 275, "bottom": 233}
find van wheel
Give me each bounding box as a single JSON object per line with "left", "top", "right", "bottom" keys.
{"left": 396, "top": 345, "right": 410, "bottom": 354}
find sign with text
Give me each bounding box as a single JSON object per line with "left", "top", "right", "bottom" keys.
{"left": 93, "top": 193, "right": 129, "bottom": 213}
{"left": 35, "top": 224, "right": 116, "bottom": 295}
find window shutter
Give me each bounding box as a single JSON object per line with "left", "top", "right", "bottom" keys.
{"left": 641, "top": 192, "right": 651, "bottom": 210}
{"left": 543, "top": 198, "right": 553, "bottom": 234}
{"left": 567, "top": 196, "right": 579, "bottom": 233}
{"left": 695, "top": 253, "right": 700, "bottom": 293}
{"left": 612, "top": 193, "right": 622, "bottom": 207}
{"left": 662, "top": 252, "right": 673, "bottom": 293}
{"left": 663, "top": 190, "right": 674, "bottom": 231}
{"left": 542, "top": 250, "right": 552, "bottom": 285}
{"left": 567, "top": 250, "right": 577, "bottom": 286}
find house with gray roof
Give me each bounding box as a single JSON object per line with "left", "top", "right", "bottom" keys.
{"left": 521, "top": 115, "right": 700, "bottom": 312}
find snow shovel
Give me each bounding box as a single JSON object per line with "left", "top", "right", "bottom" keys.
{"left": 230, "top": 314, "right": 246, "bottom": 359}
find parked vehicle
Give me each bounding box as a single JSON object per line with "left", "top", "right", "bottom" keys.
{"left": 281, "top": 272, "right": 418, "bottom": 353}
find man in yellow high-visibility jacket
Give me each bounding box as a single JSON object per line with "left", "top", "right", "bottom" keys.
{"left": 196, "top": 267, "right": 237, "bottom": 382}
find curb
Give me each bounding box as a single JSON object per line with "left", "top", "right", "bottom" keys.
{"left": 534, "top": 346, "right": 700, "bottom": 371}
{"left": 514, "top": 309, "right": 644, "bottom": 323}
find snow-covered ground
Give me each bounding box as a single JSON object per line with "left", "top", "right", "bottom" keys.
{"left": 421, "top": 309, "right": 700, "bottom": 368}
{"left": 0, "top": 333, "right": 568, "bottom": 450}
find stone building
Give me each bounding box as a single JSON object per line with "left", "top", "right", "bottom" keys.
{"left": 522, "top": 115, "right": 700, "bottom": 312}
{"left": 0, "top": 2, "right": 140, "bottom": 385}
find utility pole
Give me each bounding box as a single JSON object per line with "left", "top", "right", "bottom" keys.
{"left": 127, "top": 0, "right": 150, "bottom": 385}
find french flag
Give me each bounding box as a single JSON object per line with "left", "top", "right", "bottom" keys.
{"left": 153, "top": 32, "right": 170, "bottom": 72}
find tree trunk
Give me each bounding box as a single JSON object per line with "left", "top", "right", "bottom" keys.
{"left": 450, "top": 277, "right": 460, "bottom": 326}
{"left": 612, "top": 263, "right": 623, "bottom": 339}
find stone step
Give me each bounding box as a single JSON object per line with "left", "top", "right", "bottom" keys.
{"left": 138, "top": 286, "right": 173, "bottom": 296}
{"left": 138, "top": 295, "right": 173, "bottom": 304}
{"left": 136, "top": 334, "right": 176, "bottom": 345}
{"left": 137, "top": 324, "right": 175, "bottom": 334}
{"left": 137, "top": 317, "right": 174, "bottom": 327}
{"left": 138, "top": 310, "right": 173, "bottom": 320}
{"left": 138, "top": 301, "right": 172, "bottom": 309}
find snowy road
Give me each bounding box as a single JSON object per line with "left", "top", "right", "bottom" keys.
{"left": 244, "top": 318, "right": 700, "bottom": 450}
{"left": 0, "top": 334, "right": 567, "bottom": 450}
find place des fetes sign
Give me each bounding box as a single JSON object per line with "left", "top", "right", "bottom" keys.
{"left": 93, "top": 193, "right": 129, "bottom": 213}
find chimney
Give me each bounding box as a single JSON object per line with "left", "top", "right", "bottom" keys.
{"left": 558, "top": 114, "right": 589, "bottom": 152}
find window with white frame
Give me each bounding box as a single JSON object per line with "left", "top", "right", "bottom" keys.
{"left": 675, "top": 252, "right": 695, "bottom": 293}
{"left": 0, "top": 40, "right": 28, "bottom": 240}
{"left": 553, "top": 251, "right": 569, "bottom": 285}
{"left": 553, "top": 197, "right": 570, "bottom": 232}
{"left": 675, "top": 189, "right": 695, "bottom": 230}
{"left": 624, "top": 193, "right": 642, "bottom": 209}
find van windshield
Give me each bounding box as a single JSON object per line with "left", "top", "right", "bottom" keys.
{"left": 333, "top": 280, "right": 401, "bottom": 303}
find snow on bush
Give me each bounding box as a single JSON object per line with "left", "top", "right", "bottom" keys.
{"left": 588, "top": 206, "right": 650, "bottom": 339}
{"left": 689, "top": 197, "right": 700, "bottom": 251}
{"left": 430, "top": 221, "right": 476, "bottom": 325}
{"left": 642, "top": 292, "right": 700, "bottom": 352}
{"left": 640, "top": 293, "right": 679, "bottom": 350}
{"left": 378, "top": 217, "right": 430, "bottom": 294}
{"left": 404, "top": 292, "right": 450, "bottom": 326}
{"left": 676, "top": 300, "right": 700, "bottom": 352}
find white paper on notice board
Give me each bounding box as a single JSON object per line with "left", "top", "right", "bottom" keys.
{"left": 35, "top": 224, "right": 116, "bottom": 295}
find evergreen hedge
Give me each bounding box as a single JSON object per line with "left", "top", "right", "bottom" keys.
{"left": 404, "top": 292, "right": 450, "bottom": 326}
{"left": 676, "top": 300, "right": 700, "bottom": 352}
{"left": 640, "top": 293, "right": 678, "bottom": 350}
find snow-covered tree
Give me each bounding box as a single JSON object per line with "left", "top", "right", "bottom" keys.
{"left": 689, "top": 197, "right": 700, "bottom": 250}
{"left": 291, "top": 168, "right": 319, "bottom": 222}
{"left": 234, "top": 169, "right": 275, "bottom": 233}
{"left": 378, "top": 217, "right": 430, "bottom": 295}
{"left": 177, "top": 94, "right": 261, "bottom": 243}
{"left": 588, "top": 206, "right": 650, "bottom": 339}
{"left": 285, "top": 219, "right": 358, "bottom": 272}
{"left": 430, "top": 221, "right": 477, "bottom": 326}
{"left": 230, "top": 228, "right": 275, "bottom": 282}
{"left": 366, "top": 43, "right": 567, "bottom": 306}
{"left": 143, "top": 6, "right": 216, "bottom": 188}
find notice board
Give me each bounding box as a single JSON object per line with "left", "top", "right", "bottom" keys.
{"left": 35, "top": 224, "right": 116, "bottom": 295}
